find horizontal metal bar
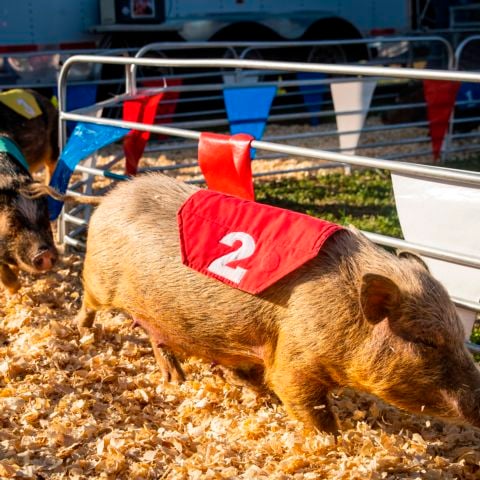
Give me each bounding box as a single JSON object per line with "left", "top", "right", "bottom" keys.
{"left": 451, "top": 297, "right": 480, "bottom": 313}
{"left": 134, "top": 36, "right": 452, "bottom": 52}
{"left": 61, "top": 55, "right": 480, "bottom": 83}
{"left": 61, "top": 112, "right": 480, "bottom": 187}
{"left": 63, "top": 213, "right": 89, "bottom": 227}
{"left": 363, "top": 231, "right": 480, "bottom": 269}
{"left": 64, "top": 236, "right": 87, "bottom": 250}
{"left": 74, "top": 164, "right": 129, "bottom": 181}
{"left": 465, "top": 342, "right": 480, "bottom": 354}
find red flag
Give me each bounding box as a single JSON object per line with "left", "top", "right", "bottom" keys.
{"left": 423, "top": 80, "right": 460, "bottom": 161}
{"left": 141, "top": 78, "right": 181, "bottom": 142}
{"left": 122, "top": 79, "right": 181, "bottom": 175}
{"left": 178, "top": 189, "right": 343, "bottom": 294}
{"left": 198, "top": 132, "right": 255, "bottom": 201}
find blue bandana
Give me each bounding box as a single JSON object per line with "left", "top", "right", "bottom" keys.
{"left": 0, "top": 137, "right": 30, "bottom": 172}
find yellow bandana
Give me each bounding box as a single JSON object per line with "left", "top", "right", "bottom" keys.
{"left": 0, "top": 89, "right": 42, "bottom": 119}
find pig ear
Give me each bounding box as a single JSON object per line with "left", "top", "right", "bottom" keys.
{"left": 396, "top": 250, "right": 430, "bottom": 272}
{"left": 360, "top": 273, "right": 401, "bottom": 324}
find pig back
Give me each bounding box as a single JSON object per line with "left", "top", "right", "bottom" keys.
{"left": 0, "top": 91, "right": 57, "bottom": 170}
{"left": 83, "top": 173, "right": 298, "bottom": 363}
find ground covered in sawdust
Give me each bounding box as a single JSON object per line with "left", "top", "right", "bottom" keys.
{"left": 2, "top": 121, "right": 480, "bottom": 479}
{"left": 1, "top": 255, "right": 480, "bottom": 479}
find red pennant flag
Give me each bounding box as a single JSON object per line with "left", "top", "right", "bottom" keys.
{"left": 198, "top": 132, "right": 255, "bottom": 201}
{"left": 122, "top": 79, "right": 181, "bottom": 175}
{"left": 423, "top": 80, "right": 460, "bottom": 161}
{"left": 141, "top": 78, "right": 181, "bottom": 142}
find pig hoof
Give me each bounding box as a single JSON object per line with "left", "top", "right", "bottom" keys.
{"left": 216, "top": 366, "right": 268, "bottom": 394}
{"left": 76, "top": 318, "right": 93, "bottom": 331}
{"left": 78, "top": 326, "right": 93, "bottom": 338}
{"left": 160, "top": 365, "right": 185, "bottom": 383}
{"left": 153, "top": 344, "right": 186, "bottom": 383}
{"left": 75, "top": 309, "right": 96, "bottom": 330}
{"left": 6, "top": 283, "right": 21, "bottom": 295}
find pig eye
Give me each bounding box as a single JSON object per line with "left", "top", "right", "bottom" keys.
{"left": 416, "top": 339, "right": 438, "bottom": 349}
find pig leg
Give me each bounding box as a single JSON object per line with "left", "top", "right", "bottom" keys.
{"left": 131, "top": 316, "right": 186, "bottom": 382}
{"left": 267, "top": 360, "right": 339, "bottom": 434}
{"left": 151, "top": 342, "right": 186, "bottom": 383}
{"left": 218, "top": 365, "right": 270, "bottom": 395}
{"left": 43, "top": 156, "right": 57, "bottom": 186}
{"left": 75, "top": 290, "right": 98, "bottom": 329}
{"left": 0, "top": 263, "right": 21, "bottom": 294}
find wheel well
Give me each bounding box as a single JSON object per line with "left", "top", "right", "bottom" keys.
{"left": 301, "top": 18, "right": 368, "bottom": 61}
{"left": 210, "top": 22, "right": 281, "bottom": 42}
{"left": 302, "top": 18, "right": 362, "bottom": 42}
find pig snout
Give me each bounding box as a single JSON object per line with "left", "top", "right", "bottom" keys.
{"left": 32, "top": 246, "right": 57, "bottom": 271}
{"left": 444, "top": 361, "right": 480, "bottom": 428}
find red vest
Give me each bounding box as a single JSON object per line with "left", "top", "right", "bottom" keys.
{"left": 178, "top": 190, "right": 343, "bottom": 294}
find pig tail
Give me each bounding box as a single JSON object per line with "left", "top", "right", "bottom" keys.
{"left": 19, "top": 182, "right": 102, "bottom": 205}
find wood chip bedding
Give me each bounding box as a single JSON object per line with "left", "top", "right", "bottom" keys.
{"left": 1, "top": 121, "right": 479, "bottom": 479}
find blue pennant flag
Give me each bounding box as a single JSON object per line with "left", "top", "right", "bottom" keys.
{"left": 54, "top": 84, "right": 99, "bottom": 134}
{"left": 297, "top": 72, "right": 327, "bottom": 126}
{"left": 223, "top": 85, "right": 276, "bottom": 158}
{"left": 49, "top": 122, "right": 129, "bottom": 220}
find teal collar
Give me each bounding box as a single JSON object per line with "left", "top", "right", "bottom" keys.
{"left": 0, "top": 137, "right": 30, "bottom": 172}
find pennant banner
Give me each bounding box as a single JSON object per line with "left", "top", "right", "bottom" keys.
{"left": 123, "top": 79, "right": 181, "bottom": 175}
{"left": 64, "top": 84, "right": 98, "bottom": 111}
{"left": 297, "top": 72, "right": 327, "bottom": 126}
{"left": 54, "top": 84, "right": 99, "bottom": 134}
{"left": 198, "top": 132, "right": 255, "bottom": 201}
{"left": 123, "top": 92, "right": 165, "bottom": 176}
{"left": 457, "top": 82, "right": 480, "bottom": 110}
{"left": 330, "top": 79, "right": 377, "bottom": 155}
{"left": 423, "top": 80, "right": 461, "bottom": 160}
{"left": 48, "top": 122, "right": 129, "bottom": 220}
{"left": 223, "top": 85, "right": 276, "bottom": 158}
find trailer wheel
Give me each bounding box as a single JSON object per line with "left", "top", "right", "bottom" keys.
{"left": 221, "top": 47, "right": 266, "bottom": 83}
{"left": 301, "top": 18, "right": 368, "bottom": 64}
{"left": 306, "top": 44, "right": 347, "bottom": 65}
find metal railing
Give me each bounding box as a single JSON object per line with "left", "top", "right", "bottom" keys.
{"left": 55, "top": 55, "right": 480, "bottom": 350}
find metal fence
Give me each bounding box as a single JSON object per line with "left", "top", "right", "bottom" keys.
{"left": 54, "top": 53, "right": 480, "bottom": 352}
{"left": 109, "top": 38, "right": 479, "bottom": 166}
{"left": 4, "top": 36, "right": 479, "bottom": 168}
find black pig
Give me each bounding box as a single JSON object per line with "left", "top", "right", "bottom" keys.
{"left": 0, "top": 133, "right": 57, "bottom": 293}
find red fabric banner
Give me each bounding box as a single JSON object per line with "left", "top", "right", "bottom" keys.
{"left": 122, "top": 79, "right": 181, "bottom": 175}
{"left": 423, "top": 80, "right": 460, "bottom": 161}
{"left": 198, "top": 132, "right": 255, "bottom": 201}
{"left": 178, "top": 189, "right": 343, "bottom": 294}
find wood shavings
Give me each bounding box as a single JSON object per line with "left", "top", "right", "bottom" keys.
{"left": 1, "top": 123, "right": 480, "bottom": 478}
{"left": 2, "top": 256, "right": 480, "bottom": 480}
{"left": 1, "top": 249, "right": 480, "bottom": 479}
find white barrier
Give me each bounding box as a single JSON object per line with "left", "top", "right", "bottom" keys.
{"left": 392, "top": 172, "right": 480, "bottom": 340}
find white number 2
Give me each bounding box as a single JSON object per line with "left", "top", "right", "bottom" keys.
{"left": 207, "top": 232, "right": 256, "bottom": 284}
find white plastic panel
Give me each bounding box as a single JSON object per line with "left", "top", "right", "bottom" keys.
{"left": 392, "top": 172, "right": 480, "bottom": 339}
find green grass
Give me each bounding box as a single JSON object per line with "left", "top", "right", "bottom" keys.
{"left": 256, "top": 168, "right": 402, "bottom": 237}
{"left": 444, "top": 157, "right": 480, "bottom": 172}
